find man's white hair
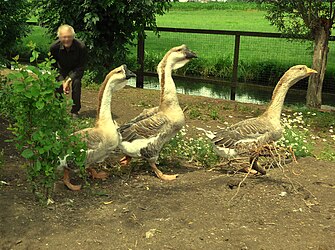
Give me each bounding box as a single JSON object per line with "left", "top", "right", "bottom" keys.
{"left": 57, "top": 24, "right": 75, "bottom": 37}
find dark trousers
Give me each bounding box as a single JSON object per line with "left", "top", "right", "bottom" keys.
{"left": 55, "top": 77, "right": 82, "bottom": 114}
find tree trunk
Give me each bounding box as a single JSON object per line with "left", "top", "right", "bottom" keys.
{"left": 306, "top": 25, "right": 330, "bottom": 108}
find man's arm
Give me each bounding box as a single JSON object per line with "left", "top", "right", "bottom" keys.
{"left": 68, "top": 42, "right": 87, "bottom": 80}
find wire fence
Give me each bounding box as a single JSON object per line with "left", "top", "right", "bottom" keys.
{"left": 134, "top": 27, "right": 335, "bottom": 105}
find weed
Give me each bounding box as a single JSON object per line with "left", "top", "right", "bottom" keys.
{"left": 209, "top": 109, "right": 219, "bottom": 120}
{"left": 319, "top": 145, "right": 335, "bottom": 162}
{"left": 189, "top": 108, "right": 202, "bottom": 119}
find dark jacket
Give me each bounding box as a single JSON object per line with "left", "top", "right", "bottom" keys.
{"left": 50, "top": 38, "right": 87, "bottom": 80}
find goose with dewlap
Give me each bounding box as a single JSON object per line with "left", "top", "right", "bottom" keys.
{"left": 60, "top": 65, "right": 136, "bottom": 190}
{"left": 118, "top": 45, "right": 197, "bottom": 180}
{"left": 211, "top": 65, "right": 317, "bottom": 174}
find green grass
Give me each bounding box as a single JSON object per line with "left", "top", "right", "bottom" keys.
{"left": 158, "top": 7, "right": 272, "bottom": 32}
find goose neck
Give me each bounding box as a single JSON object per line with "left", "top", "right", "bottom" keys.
{"left": 159, "top": 63, "right": 179, "bottom": 108}
{"left": 96, "top": 83, "right": 113, "bottom": 125}
{"left": 264, "top": 77, "right": 294, "bottom": 120}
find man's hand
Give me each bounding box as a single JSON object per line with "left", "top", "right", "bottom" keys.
{"left": 62, "top": 77, "right": 72, "bottom": 94}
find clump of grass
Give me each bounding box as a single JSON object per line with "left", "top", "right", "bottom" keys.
{"left": 159, "top": 127, "right": 219, "bottom": 167}
{"left": 209, "top": 109, "right": 219, "bottom": 120}
{"left": 319, "top": 145, "right": 335, "bottom": 162}
{"left": 189, "top": 108, "right": 202, "bottom": 119}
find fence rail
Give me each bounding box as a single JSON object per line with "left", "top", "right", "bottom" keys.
{"left": 136, "top": 27, "right": 335, "bottom": 101}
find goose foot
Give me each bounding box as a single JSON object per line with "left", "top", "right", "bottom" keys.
{"left": 241, "top": 167, "right": 258, "bottom": 175}
{"left": 251, "top": 160, "right": 266, "bottom": 175}
{"left": 63, "top": 168, "right": 82, "bottom": 191}
{"left": 87, "top": 167, "right": 108, "bottom": 180}
{"left": 120, "top": 155, "right": 132, "bottom": 166}
{"left": 149, "top": 162, "right": 178, "bottom": 181}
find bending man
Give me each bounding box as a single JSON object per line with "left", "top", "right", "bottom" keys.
{"left": 50, "top": 24, "right": 87, "bottom": 118}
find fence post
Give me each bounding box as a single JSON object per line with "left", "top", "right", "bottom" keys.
{"left": 231, "top": 34, "right": 240, "bottom": 101}
{"left": 136, "top": 31, "right": 145, "bottom": 88}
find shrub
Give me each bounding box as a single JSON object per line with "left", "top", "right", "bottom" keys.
{"left": 4, "top": 52, "right": 86, "bottom": 201}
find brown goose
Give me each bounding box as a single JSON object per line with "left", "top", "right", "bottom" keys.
{"left": 118, "top": 45, "right": 197, "bottom": 180}
{"left": 61, "top": 65, "right": 136, "bottom": 190}
{"left": 211, "top": 65, "right": 317, "bottom": 174}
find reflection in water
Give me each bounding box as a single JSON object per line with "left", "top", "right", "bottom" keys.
{"left": 128, "top": 77, "right": 335, "bottom": 106}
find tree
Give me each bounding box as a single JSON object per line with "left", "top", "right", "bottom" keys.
{"left": 36, "top": 0, "right": 171, "bottom": 79}
{"left": 0, "top": 0, "right": 30, "bottom": 65}
{"left": 259, "top": 0, "right": 335, "bottom": 108}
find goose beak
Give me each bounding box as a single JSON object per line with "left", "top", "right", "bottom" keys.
{"left": 307, "top": 68, "right": 317, "bottom": 75}
{"left": 185, "top": 50, "right": 198, "bottom": 59}
{"left": 123, "top": 65, "right": 136, "bottom": 79}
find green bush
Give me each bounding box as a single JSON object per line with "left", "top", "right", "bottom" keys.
{"left": 4, "top": 52, "right": 87, "bottom": 201}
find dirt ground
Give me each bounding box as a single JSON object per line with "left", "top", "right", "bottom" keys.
{"left": 1, "top": 87, "right": 334, "bottom": 250}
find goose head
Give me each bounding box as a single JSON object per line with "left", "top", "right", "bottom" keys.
{"left": 159, "top": 44, "right": 197, "bottom": 71}
{"left": 283, "top": 65, "right": 317, "bottom": 87}
{"left": 104, "top": 64, "right": 136, "bottom": 92}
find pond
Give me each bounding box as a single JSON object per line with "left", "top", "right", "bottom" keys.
{"left": 128, "top": 76, "right": 335, "bottom": 107}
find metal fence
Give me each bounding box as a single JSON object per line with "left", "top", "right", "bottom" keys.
{"left": 135, "top": 27, "right": 335, "bottom": 104}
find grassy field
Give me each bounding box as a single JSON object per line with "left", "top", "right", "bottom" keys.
{"left": 16, "top": 2, "right": 335, "bottom": 90}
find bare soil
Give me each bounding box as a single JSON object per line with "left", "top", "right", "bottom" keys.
{"left": 1, "top": 87, "right": 334, "bottom": 250}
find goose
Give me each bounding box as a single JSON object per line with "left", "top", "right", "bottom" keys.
{"left": 62, "top": 65, "right": 136, "bottom": 190}
{"left": 211, "top": 65, "right": 317, "bottom": 174}
{"left": 118, "top": 45, "right": 197, "bottom": 181}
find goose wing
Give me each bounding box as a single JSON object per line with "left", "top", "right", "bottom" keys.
{"left": 120, "top": 112, "right": 170, "bottom": 142}
{"left": 74, "top": 128, "right": 104, "bottom": 150}
{"left": 124, "top": 107, "right": 159, "bottom": 125}
{"left": 212, "top": 118, "right": 274, "bottom": 148}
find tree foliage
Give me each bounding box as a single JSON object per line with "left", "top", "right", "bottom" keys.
{"left": 260, "top": 0, "right": 335, "bottom": 38}
{"left": 0, "top": 0, "right": 30, "bottom": 64}
{"left": 36, "top": 0, "right": 171, "bottom": 77}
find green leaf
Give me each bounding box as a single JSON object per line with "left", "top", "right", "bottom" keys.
{"left": 21, "top": 149, "right": 34, "bottom": 159}
{"left": 30, "top": 50, "right": 40, "bottom": 62}
{"left": 13, "top": 55, "right": 20, "bottom": 62}
{"left": 35, "top": 160, "right": 42, "bottom": 171}
{"left": 35, "top": 100, "right": 45, "bottom": 109}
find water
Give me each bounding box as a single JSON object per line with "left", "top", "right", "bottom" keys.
{"left": 128, "top": 76, "right": 335, "bottom": 107}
